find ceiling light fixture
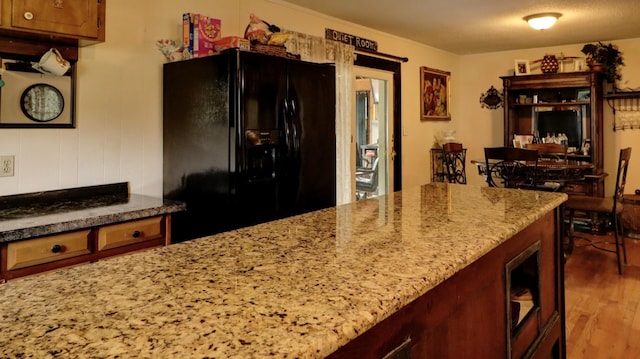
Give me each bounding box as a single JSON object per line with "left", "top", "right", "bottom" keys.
{"left": 523, "top": 13, "right": 562, "bottom": 30}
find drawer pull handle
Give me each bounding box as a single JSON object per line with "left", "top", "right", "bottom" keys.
{"left": 51, "top": 244, "right": 63, "bottom": 253}
{"left": 132, "top": 230, "right": 141, "bottom": 238}
{"left": 24, "top": 12, "right": 34, "bottom": 20}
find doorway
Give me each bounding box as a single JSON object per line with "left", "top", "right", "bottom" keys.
{"left": 354, "top": 67, "right": 394, "bottom": 200}
{"left": 353, "top": 54, "right": 402, "bottom": 200}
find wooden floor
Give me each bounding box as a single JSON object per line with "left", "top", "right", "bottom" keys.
{"left": 564, "top": 231, "right": 640, "bottom": 358}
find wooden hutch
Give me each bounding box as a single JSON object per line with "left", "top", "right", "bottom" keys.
{"left": 501, "top": 71, "right": 605, "bottom": 197}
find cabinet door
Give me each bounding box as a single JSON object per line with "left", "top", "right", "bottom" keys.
{"left": 12, "top": 0, "right": 99, "bottom": 39}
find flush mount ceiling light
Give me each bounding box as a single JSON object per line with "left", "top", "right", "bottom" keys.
{"left": 523, "top": 13, "right": 562, "bottom": 30}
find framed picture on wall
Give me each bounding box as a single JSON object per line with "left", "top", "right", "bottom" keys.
{"left": 577, "top": 89, "right": 590, "bottom": 101}
{"left": 420, "top": 66, "right": 451, "bottom": 121}
{"left": 515, "top": 59, "right": 530, "bottom": 76}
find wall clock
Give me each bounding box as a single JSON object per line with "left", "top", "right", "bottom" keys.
{"left": 20, "top": 83, "right": 65, "bottom": 122}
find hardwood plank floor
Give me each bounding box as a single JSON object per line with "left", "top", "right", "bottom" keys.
{"left": 564, "top": 232, "right": 640, "bottom": 358}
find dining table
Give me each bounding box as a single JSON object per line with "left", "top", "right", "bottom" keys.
{"left": 471, "top": 158, "right": 604, "bottom": 187}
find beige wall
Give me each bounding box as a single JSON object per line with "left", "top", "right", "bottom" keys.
{"left": 458, "top": 39, "right": 640, "bottom": 194}
{"left": 0, "top": 0, "right": 637, "bottom": 198}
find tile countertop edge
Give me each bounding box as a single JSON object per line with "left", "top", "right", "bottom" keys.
{"left": 0, "top": 194, "right": 186, "bottom": 243}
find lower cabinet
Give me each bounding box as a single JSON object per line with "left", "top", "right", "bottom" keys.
{"left": 328, "top": 209, "right": 565, "bottom": 359}
{"left": 0, "top": 215, "right": 171, "bottom": 281}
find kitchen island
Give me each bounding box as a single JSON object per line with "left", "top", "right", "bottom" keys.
{"left": 0, "top": 183, "right": 567, "bottom": 358}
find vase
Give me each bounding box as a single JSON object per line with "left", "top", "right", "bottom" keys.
{"left": 588, "top": 62, "right": 603, "bottom": 72}
{"left": 540, "top": 55, "right": 559, "bottom": 73}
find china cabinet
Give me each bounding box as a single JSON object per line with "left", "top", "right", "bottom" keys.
{"left": 502, "top": 72, "right": 605, "bottom": 196}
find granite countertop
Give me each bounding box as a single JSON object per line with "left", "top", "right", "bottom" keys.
{"left": 0, "top": 183, "right": 567, "bottom": 358}
{"left": 0, "top": 182, "right": 186, "bottom": 243}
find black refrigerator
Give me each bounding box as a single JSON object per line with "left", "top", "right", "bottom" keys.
{"left": 163, "top": 49, "right": 336, "bottom": 242}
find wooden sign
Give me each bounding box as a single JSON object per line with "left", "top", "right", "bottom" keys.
{"left": 325, "top": 28, "right": 378, "bottom": 52}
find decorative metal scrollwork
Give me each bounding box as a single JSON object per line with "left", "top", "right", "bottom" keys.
{"left": 479, "top": 85, "right": 503, "bottom": 110}
{"left": 442, "top": 149, "right": 467, "bottom": 184}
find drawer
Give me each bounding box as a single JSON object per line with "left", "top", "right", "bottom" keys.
{"left": 98, "top": 216, "right": 164, "bottom": 251}
{"left": 6, "top": 230, "right": 91, "bottom": 270}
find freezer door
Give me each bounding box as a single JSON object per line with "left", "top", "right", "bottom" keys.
{"left": 234, "top": 52, "right": 289, "bottom": 224}
{"left": 286, "top": 60, "right": 337, "bottom": 214}
{"left": 239, "top": 52, "right": 287, "bottom": 133}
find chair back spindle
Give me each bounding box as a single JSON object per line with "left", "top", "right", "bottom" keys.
{"left": 614, "top": 147, "right": 632, "bottom": 207}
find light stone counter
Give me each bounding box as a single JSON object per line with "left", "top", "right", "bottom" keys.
{"left": 0, "top": 183, "right": 566, "bottom": 358}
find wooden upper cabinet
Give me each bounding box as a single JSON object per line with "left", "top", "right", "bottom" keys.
{"left": 0, "top": 0, "right": 105, "bottom": 43}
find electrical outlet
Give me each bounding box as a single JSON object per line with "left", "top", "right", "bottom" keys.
{"left": 0, "top": 155, "right": 15, "bottom": 177}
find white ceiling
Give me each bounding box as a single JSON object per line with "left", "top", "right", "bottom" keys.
{"left": 282, "top": 0, "right": 640, "bottom": 55}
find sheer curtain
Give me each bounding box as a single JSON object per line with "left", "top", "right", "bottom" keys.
{"left": 284, "top": 31, "right": 354, "bottom": 205}
{"left": 612, "top": 97, "right": 640, "bottom": 131}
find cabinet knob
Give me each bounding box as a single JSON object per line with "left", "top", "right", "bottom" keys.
{"left": 132, "top": 230, "right": 141, "bottom": 238}
{"left": 51, "top": 244, "right": 63, "bottom": 253}
{"left": 23, "top": 12, "right": 34, "bottom": 20}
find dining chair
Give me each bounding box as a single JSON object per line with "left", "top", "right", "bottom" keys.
{"left": 524, "top": 143, "right": 570, "bottom": 189}
{"left": 483, "top": 146, "right": 562, "bottom": 192}
{"left": 356, "top": 157, "right": 379, "bottom": 200}
{"left": 484, "top": 147, "right": 539, "bottom": 189}
{"left": 355, "top": 142, "right": 370, "bottom": 170}
{"left": 442, "top": 142, "right": 467, "bottom": 184}
{"left": 524, "top": 143, "right": 568, "bottom": 162}
{"left": 565, "top": 147, "right": 632, "bottom": 274}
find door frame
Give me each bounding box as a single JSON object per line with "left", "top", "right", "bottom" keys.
{"left": 354, "top": 54, "right": 402, "bottom": 192}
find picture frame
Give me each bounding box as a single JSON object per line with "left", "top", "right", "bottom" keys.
{"left": 514, "top": 59, "right": 530, "bottom": 76}
{"left": 421, "top": 66, "right": 451, "bottom": 121}
{"left": 577, "top": 89, "right": 590, "bottom": 101}
{"left": 573, "top": 58, "right": 586, "bottom": 72}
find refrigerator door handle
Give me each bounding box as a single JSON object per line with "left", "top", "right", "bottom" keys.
{"left": 289, "top": 99, "right": 300, "bottom": 155}
{"left": 282, "top": 99, "right": 293, "bottom": 153}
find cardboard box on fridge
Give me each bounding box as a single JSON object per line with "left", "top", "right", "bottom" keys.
{"left": 213, "top": 36, "right": 250, "bottom": 52}
{"left": 182, "top": 13, "right": 222, "bottom": 58}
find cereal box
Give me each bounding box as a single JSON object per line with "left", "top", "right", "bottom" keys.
{"left": 182, "top": 13, "right": 222, "bottom": 58}
{"left": 213, "top": 36, "right": 250, "bottom": 52}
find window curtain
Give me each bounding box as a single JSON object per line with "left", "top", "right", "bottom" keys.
{"left": 612, "top": 97, "right": 640, "bottom": 131}
{"left": 284, "top": 31, "right": 354, "bottom": 205}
